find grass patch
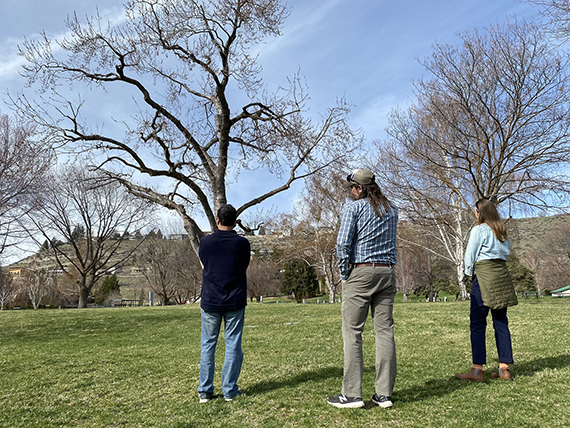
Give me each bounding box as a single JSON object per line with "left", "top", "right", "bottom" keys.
{"left": 1, "top": 299, "right": 569, "bottom": 427}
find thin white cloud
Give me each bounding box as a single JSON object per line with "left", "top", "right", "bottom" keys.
{"left": 256, "top": 0, "right": 343, "bottom": 57}
{"left": 0, "top": 39, "right": 26, "bottom": 81}
{"left": 0, "top": 6, "right": 125, "bottom": 84}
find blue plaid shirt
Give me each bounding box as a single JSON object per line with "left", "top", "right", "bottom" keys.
{"left": 336, "top": 199, "right": 398, "bottom": 280}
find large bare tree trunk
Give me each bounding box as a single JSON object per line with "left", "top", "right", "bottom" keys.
{"left": 78, "top": 277, "right": 89, "bottom": 309}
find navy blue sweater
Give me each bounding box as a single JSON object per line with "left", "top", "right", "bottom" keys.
{"left": 199, "top": 229, "right": 251, "bottom": 312}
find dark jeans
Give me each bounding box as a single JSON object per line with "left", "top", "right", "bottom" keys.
{"left": 470, "top": 276, "right": 514, "bottom": 365}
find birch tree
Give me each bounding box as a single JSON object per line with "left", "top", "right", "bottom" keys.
{"left": 378, "top": 21, "right": 570, "bottom": 299}
{"left": 0, "top": 266, "right": 15, "bottom": 310}
{"left": 272, "top": 172, "right": 347, "bottom": 303}
{"left": 20, "top": 262, "right": 54, "bottom": 310}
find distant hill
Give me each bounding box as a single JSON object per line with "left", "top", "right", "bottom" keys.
{"left": 508, "top": 214, "right": 570, "bottom": 257}
{"left": 8, "top": 238, "right": 151, "bottom": 290}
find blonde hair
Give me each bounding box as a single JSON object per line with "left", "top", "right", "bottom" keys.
{"left": 475, "top": 198, "right": 508, "bottom": 242}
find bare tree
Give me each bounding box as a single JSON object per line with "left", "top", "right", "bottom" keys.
{"left": 138, "top": 237, "right": 201, "bottom": 305}
{"left": 18, "top": 259, "right": 55, "bottom": 309}
{"left": 378, "top": 21, "right": 570, "bottom": 299}
{"left": 299, "top": 173, "right": 349, "bottom": 303}
{"left": 174, "top": 264, "right": 202, "bottom": 304}
{"left": 0, "top": 265, "right": 15, "bottom": 310}
{"left": 526, "top": 0, "right": 570, "bottom": 39}
{"left": 270, "top": 172, "right": 348, "bottom": 303}
{"left": 395, "top": 230, "right": 427, "bottom": 302}
{"left": 0, "top": 112, "right": 53, "bottom": 257}
{"left": 247, "top": 257, "right": 280, "bottom": 302}
{"left": 524, "top": 221, "right": 570, "bottom": 291}
{"left": 14, "top": 0, "right": 360, "bottom": 255}
{"left": 545, "top": 219, "right": 570, "bottom": 264}
{"left": 29, "top": 166, "right": 152, "bottom": 308}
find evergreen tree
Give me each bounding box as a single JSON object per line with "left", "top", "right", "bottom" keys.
{"left": 70, "top": 225, "right": 85, "bottom": 242}
{"left": 281, "top": 259, "right": 319, "bottom": 303}
{"left": 96, "top": 275, "right": 121, "bottom": 305}
{"left": 507, "top": 255, "right": 537, "bottom": 293}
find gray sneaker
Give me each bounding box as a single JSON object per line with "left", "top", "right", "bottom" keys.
{"left": 224, "top": 390, "right": 243, "bottom": 402}
{"left": 372, "top": 393, "right": 393, "bottom": 408}
{"left": 198, "top": 393, "right": 212, "bottom": 404}
{"left": 327, "top": 394, "right": 365, "bottom": 408}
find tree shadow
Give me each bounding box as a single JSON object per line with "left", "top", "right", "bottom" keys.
{"left": 394, "top": 354, "right": 570, "bottom": 404}
{"left": 511, "top": 353, "right": 570, "bottom": 377}
{"left": 243, "top": 354, "right": 570, "bottom": 404}
{"left": 244, "top": 366, "right": 343, "bottom": 394}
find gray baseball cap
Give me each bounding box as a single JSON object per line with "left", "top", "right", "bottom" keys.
{"left": 347, "top": 169, "right": 375, "bottom": 185}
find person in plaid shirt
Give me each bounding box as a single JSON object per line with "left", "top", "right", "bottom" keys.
{"left": 328, "top": 169, "right": 398, "bottom": 409}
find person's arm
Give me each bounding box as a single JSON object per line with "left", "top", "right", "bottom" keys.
{"left": 337, "top": 204, "right": 357, "bottom": 281}
{"left": 244, "top": 239, "right": 251, "bottom": 268}
{"left": 464, "top": 226, "right": 481, "bottom": 277}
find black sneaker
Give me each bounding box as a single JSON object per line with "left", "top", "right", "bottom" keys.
{"left": 198, "top": 393, "right": 212, "bottom": 404}
{"left": 372, "top": 393, "right": 393, "bottom": 408}
{"left": 327, "top": 394, "right": 364, "bottom": 408}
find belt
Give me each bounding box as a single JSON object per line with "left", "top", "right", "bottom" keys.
{"left": 354, "top": 263, "right": 391, "bottom": 267}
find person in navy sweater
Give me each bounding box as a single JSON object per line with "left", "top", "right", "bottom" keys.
{"left": 197, "top": 204, "right": 251, "bottom": 403}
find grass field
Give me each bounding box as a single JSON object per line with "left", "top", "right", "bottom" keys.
{"left": 1, "top": 298, "right": 569, "bottom": 428}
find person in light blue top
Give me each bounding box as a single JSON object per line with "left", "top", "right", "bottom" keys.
{"left": 463, "top": 222, "right": 511, "bottom": 277}
{"left": 456, "top": 198, "right": 517, "bottom": 383}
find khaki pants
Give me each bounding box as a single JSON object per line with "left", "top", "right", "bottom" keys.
{"left": 341, "top": 265, "right": 397, "bottom": 398}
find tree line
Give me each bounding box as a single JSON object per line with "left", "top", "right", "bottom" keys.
{"left": 3, "top": 0, "right": 570, "bottom": 308}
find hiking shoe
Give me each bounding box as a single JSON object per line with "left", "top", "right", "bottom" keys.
{"left": 491, "top": 367, "right": 512, "bottom": 381}
{"left": 455, "top": 367, "right": 484, "bottom": 382}
{"left": 198, "top": 393, "right": 212, "bottom": 404}
{"left": 224, "top": 390, "right": 243, "bottom": 402}
{"left": 372, "top": 394, "right": 393, "bottom": 408}
{"left": 327, "top": 394, "right": 364, "bottom": 408}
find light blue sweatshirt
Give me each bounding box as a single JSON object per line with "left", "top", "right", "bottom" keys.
{"left": 464, "top": 223, "right": 510, "bottom": 276}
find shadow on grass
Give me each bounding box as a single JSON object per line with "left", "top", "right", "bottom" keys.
{"left": 242, "top": 354, "right": 570, "bottom": 405}
{"left": 394, "top": 376, "right": 470, "bottom": 404}
{"left": 245, "top": 366, "right": 343, "bottom": 394}
{"left": 513, "top": 353, "right": 570, "bottom": 376}
{"left": 394, "top": 354, "right": 570, "bottom": 404}
{"left": 243, "top": 366, "right": 489, "bottom": 403}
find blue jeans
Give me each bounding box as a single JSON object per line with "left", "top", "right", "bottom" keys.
{"left": 198, "top": 308, "right": 245, "bottom": 399}
{"left": 470, "top": 276, "right": 513, "bottom": 365}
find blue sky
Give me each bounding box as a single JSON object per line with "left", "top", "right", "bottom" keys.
{"left": 0, "top": 0, "right": 540, "bottom": 244}
{"left": 1, "top": 0, "right": 538, "bottom": 135}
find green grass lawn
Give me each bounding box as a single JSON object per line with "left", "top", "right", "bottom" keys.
{"left": 1, "top": 299, "right": 569, "bottom": 428}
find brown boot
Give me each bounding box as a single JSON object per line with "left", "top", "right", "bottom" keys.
{"left": 455, "top": 367, "right": 484, "bottom": 382}
{"left": 491, "top": 367, "right": 512, "bottom": 380}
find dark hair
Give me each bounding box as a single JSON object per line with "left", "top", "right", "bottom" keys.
{"left": 475, "top": 198, "right": 507, "bottom": 242}
{"left": 357, "top": 182, "right": 393, "bottom": 217}
{"left": 217, "top": 204, "right": 237, "bottom": 227}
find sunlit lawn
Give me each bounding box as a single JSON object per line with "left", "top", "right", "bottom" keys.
{"left": 1, "top": 298, "right": 569, "bottom": 427}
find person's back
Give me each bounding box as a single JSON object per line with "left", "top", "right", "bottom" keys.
{"left": 337, "top": 197, "right": 397, "bottom": 271}
{"left": 328, "top": 169, "right": 398, "bottom": 410}
{"left": 197, "top": 204, "right": 251, "bottom": 404}
{"left": 199, "top": 229, "right": 250, "bottom": 312}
